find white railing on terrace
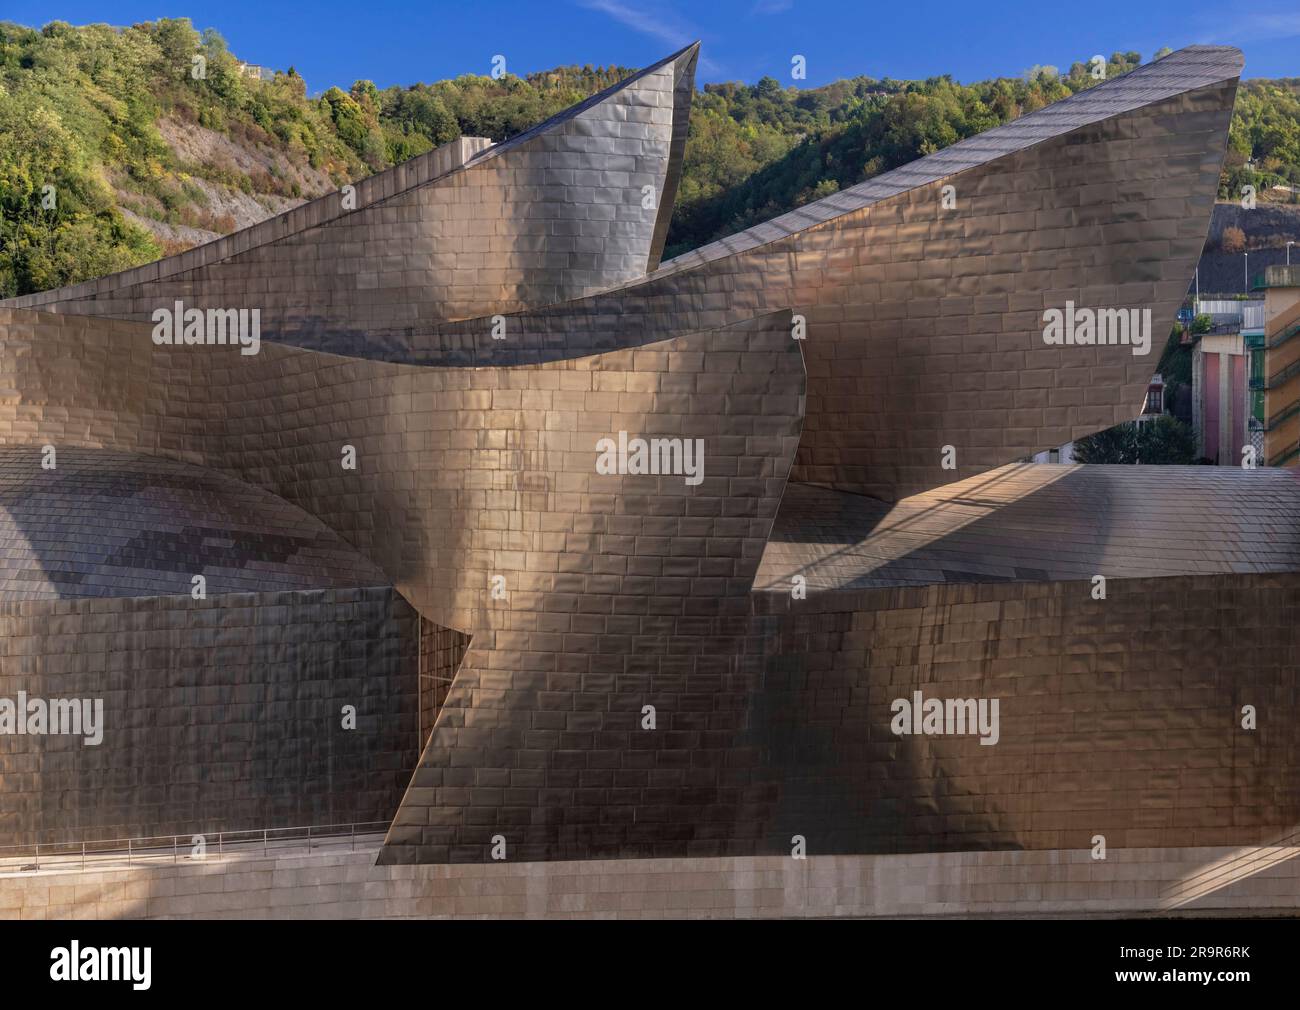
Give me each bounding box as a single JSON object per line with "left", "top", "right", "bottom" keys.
{"left": 1198, "top": 298, "right": 1257, "bottom": 318}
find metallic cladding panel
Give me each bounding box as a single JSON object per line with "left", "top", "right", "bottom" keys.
{"left": 0, "top": 307, "right": 804, "bottom": 639}
{"left": 746, "top": 572, "right": 1300, "bottom": 855}
{"left": 0, "top": 305, "right": 806, "bottom": 862}
{"left": 756, "top": 464, "right": 1300, "bottom": 590}
{"left": 302, "top": 56, "right": 1239, "bottom": 502}
{"left": 5, "top": 49, "right": 1238, "bottom": 506}
{"left": 645, "top": 42, "right": 699, "bottom": 271}
{"left": 0, "top": 586, "right": 418, "bottom": 847}
{"left": 2, "top": 45, "right": 701, "bottom": 340}
{"left": 657, "top": 45, "right": 1244, "bottom": 276}
{"left": 0, "top": 447, "right": 390, "bottom": 600}
{"left": 0, "top": 45, "right": 1272, "bottom": 866}
{"left": 381, "top": 567, "right": 1300, "bottom": 861}
{"left": 0, "top": 449, "right": 412, "bottom": 848}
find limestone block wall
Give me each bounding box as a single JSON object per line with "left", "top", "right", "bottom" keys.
{"left": 5, "top": 844, "right": 1300, "bottom": 919}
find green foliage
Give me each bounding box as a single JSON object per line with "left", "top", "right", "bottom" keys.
{"left": 321, "top": 87, "right": 370, "bottom": 151}
{"left": 1157, "top": 325, "right": 1193, "bottom": 386}
{"left": 1072, "top": 416, "right": 1197, "bottom": 465}
{"left": 0, "top": 22, "right": 654, "bottom": 295}
{"left": 664, "top": 51, "right": 1151, "bottom": 256}
{"left": 1220, "top": 78, "right": 1300, "bottom": 199}
{"left": 1, "top": 24, "right": 1298, "bottom": 298}
{"left": 0, "top": 17, "right": 367, "bottom": 295}
{"left": 0, "top": 26, "right": 161, "bottom": 296}
{"left": 375, "top": 62, "right": 632, "bottom": 145}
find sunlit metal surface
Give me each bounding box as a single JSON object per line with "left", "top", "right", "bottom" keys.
{"left": 1, "top": 46, "right": 1284, "bottom": 872}
{"left": 1, "top": 45, "right": 700, "bottom": 339}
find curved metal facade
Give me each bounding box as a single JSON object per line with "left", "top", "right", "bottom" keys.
{"left": 2, "top": 44, "right": 699, "bottom": 340}
{"left": 0, "top": 448, "right": 419, "bottom": 845}
{"left": 295, "top": 47, "right": 1241, "bottom": 502}
{"left": 2, "top": 44, "right": 1285, "bottom": 867}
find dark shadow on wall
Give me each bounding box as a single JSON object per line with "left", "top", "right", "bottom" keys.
{"left": 0, "top": 446, "right": 390, "bottom": 600}
{"left": 741, "top": 571, "right": 1300, "bottom": 857}
{"left": 0, "top": 449, "right": 423, "bottom": 849}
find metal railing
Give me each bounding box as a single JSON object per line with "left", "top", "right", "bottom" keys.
{"left": 1268, "top": 443, "right": 1300, "bottom": 468}
{"left": 1270, "top": 321, "right": 1300, "bottom": 350}
{"left": 0, "top": 821, "right": 389, "bottom": 875}
{"left": 1265, "top": 400, "right": 1300, "bottom": 432}
{"left": 1256, "top": 265, "right": 1300, "bottom": 290}
{"left": 1263, "top": 356, "right": 1300, "bottom": 391}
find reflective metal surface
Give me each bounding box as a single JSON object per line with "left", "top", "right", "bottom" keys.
{"left": 328, "top": 46, "right": 1241, "bottom": 501}
{"left": 2, "top": 44, "right": 700, "bottom": 340}
{"left": 0, "top": 45, "right": 1277, "bottom": 866}
{"left": 0, "top": 447, "right": 418, "bottom": 846}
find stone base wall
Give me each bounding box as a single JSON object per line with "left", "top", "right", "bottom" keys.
{"left": 5, "top": 844, "right": 1300, "bottom": 919}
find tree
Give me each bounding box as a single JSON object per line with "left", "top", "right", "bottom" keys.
{"left": 1140, "top": 415, "right": 1197, "bottom": 463}
{"left": 1221, "top": 226, "right": 1246, "bottom": 253}
{"left": 321, "top": 87, "right": 368, "bottom": 150}
{"left": 350, "top": 79, "right": 380, "bottom": 114}
{"left": 1071, "top": 423, "right": 1138, "bottom": 464}
{"left": 1072, "top": 416, "right": 1197, "bottom": 465}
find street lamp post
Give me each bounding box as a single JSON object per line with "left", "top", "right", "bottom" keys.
{"left": 1245, "top": 250, "right": 1248, "bottom": 291}
{"left": 1289, "top": 240, "right": 1295, "bottom": 266}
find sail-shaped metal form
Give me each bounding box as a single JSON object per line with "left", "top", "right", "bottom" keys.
{"left": 6, "top": 46, "right": 1290, "bottom": 876}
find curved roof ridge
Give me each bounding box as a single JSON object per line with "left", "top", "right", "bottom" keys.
{"left": 2, "top": 42, "right": 702, "bottom": 310}
{"left": 656, "top": 44, "right": 1244, "bottom": 277}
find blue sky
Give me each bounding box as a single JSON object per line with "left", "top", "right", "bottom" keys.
{"left": 6, "top": 0, "right": 1298, "bottom": 92}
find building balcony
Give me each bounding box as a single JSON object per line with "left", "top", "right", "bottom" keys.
{"left": 1254, "top": 265, "right": 1300, "bottom": 290}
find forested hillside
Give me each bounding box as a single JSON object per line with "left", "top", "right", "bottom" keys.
{"left": 2, "top": 17, "right": 1298, "bottom": 298}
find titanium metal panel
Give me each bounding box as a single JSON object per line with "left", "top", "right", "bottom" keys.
{"left": 1, "top": 45, "right": 700, "bottom": 343}
{"left": 0, "top": 45, "right": 1274, "bottom": 867}
{"left": 311, "top": 47, "right": 1241, "bottom": 501}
